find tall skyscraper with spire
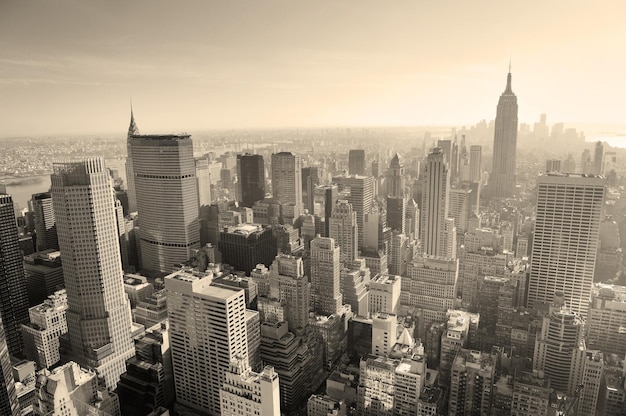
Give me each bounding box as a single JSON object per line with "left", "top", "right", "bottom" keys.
{"left": 130, "top": 134, "right": 200, "bottom": 274}
{"left": 387, "top": 154, "right": 406, "bottom": 234}
{"left": 125, "top": 105, "right": 139, "bottom": 213}
{"left": 420, "top": 148, "right": 455, "bottom": 258}
{"left": 490, "top": 66, "right": 519, "bottom": 198}
{"left": 0, "top": 193, "right": 30, "bottom": 357}
{"left": 50, "top": 158, "right": 135, "bottom": 389}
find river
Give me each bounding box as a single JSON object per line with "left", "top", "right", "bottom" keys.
{"left": 1, "top": 175, "right": 52, "bottom": 213}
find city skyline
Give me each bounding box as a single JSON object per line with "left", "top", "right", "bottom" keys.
{"left": 1, "top": 1, "right": 625, "bottom": 137}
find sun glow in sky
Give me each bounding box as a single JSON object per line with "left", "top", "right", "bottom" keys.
{"left": 1, "top": 0, "right": 625, "bottom": 136}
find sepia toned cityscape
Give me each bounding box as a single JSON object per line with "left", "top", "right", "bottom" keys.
{"left": 2, "top": 1, "right": 626, "bottom": 416}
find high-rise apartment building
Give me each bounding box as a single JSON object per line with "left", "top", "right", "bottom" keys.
{"left": 402, "top": 256, "right": 458, "bottom": 338}
{"left": 0, "top": 193, "right": 30, "bottom": 357}
{"left": 125, "top": 108, "right": 139, "bottom": 212}
{"left": 130, "top": 134, "right": 200, "bottom": 274}
{"left": 0, "top": 318, "right": 20, "bottom": 416}
{"left": 310, "top": 237, "right": 342, "bottom": 316}
{"left": 527, "top": 173, "right": 605, "bottom": 317}
{"left": 420, "top": 148, "right": 455, "bottom": 258}
{"left": 348, "top": 149, "right": 366, "bottom": 176}
{"left": 220, "top": 360, "right": 281, "bottom": 416}
{"left": 50, "top": 158, "right": 135, "bottom": 389}
{"left": 329, "top": 200, "right": 359, "bottom": 266}
{"left": 165, "top": 268, "right": 248, "bottom": 415}
{"left": 490, "top": 69, "right": 519, "bottom": 198}
{"left": 271, "top": 152, "right": 303, "bottom": 224}
{"left": 448, "top": 349, "right": 496, "bottom": 415}
{"left": 237, "top": 153, "right": 265, "bottom": 208}
{"left": 29, "top": 192, "right": 58, "bottom": 251}
{"left": 21, "top": 290, "right": 68, "bottom": 369}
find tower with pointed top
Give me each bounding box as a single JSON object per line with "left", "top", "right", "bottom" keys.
{"left": 490, "top": 68, "right": 518, "bottom": 198}
{"left": 387, "top": 154, "right": 406, "bottom": 234}
{"left": 125, "top": 106, "right": 139, "bottom": 213}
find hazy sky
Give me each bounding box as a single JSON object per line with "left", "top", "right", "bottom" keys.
{"left": 1, "top": 0, "right": 624, "bottom": 136}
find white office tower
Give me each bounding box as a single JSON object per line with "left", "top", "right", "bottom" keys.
{"left": 165, "top": 269, "right": 248, "bottom": 416}
{"left": 329, "top": 200, "right": 359, "bottom": 266}
{"left": 310, "top": 237, "right": 342, "bottom": 315}
{"left": 527, "top": 173, "right": 605, "bottom": 317}
{"left": 420, "top": 148, "right": 455, "bottom": 258}
{"left": 130, "top": 134, "right": 200, "bottom": 274}
{"left": 220, "top": 358, "right": 281, "bottom": 416}
{"left": 50, "top": 159, "right": 134, "bottom": 389}
{"left": 271, "top": 152, "right": 303, "bottom": 225}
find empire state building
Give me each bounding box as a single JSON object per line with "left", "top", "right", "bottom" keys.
{"left": 490, "top": 68, "right": 518, "bottom": 198}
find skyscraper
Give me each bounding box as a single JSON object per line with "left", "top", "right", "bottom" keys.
{"left": 0, "top": 193, "right": 30, "bottom": 357}
{"left": 314, "top": 184, "right": 338, "bottom": 237}
{"left": 469, "top": 145, "right": 482, "bottom": 182}
{"left": 0, "top": 318, "right": 20, "bottom": 416}
{"left": 420, "top": 148, "right": 454, "bottom": 258}
{"left": 490, "top": 68, "right": 519, "bottom": 198}
{"left": 329, "top": 200, "right": 359, "bottom": 265}
{"left": 30, "top": 192, "right": 58, "bottom": 251}
{"left": 332, "top": 174, "right": 375, "bottom": 249}
{"left": 237, "top": 153, "right": 266, "bottom": 208}
{"left": 301, "top": 166, "right": 319, "bottom": 215}
{"left": 348, "top": 149, "right": 365, "bottom": 176}
{"left": 310, "top": 237, "right": 342, "bottom": 315}
{"left": 387, "top": 154, "right": 406, "bottom": 234}
{"left": 125, "top": 107, "right": 139, "bottom": 213}
{"left": 269, "top": 255, "right": 310, "bottom": 334}
{"left": 271, "top": 152, "right": 303, "bottom": 224}
{"left": 527, "top": 173, "right": 605, "bottom": 317}
{"left": 130, "top": 134, "right": 200, "bottom": 274}
{"left": 387, "top": 154, "right": 405, "bottom": 198}
{"left": 165, "top": 269, "right": 248, "bottom": 415}
{"left": 50, "top": 158, "right": 134, "bottom": 389}
{"left": 593, "top": 140, "right": 604, "bottom": 175}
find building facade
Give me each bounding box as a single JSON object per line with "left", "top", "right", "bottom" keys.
{"left": 130, "top": 134, "right": 200, "bottom": 274}
{"left": 50, "top": 158, "right": 135, "bottom": 389}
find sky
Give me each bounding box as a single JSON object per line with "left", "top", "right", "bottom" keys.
{"left": 0, "top": 0, "right": 625, "bottom": 136}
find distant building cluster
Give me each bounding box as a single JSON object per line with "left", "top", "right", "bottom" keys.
{"left": 1, "top": 68, "right": 626, "bottom": 416}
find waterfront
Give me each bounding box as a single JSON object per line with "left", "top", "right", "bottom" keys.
{"left": 1, "top": 175, "right": 51, "bottom": 213}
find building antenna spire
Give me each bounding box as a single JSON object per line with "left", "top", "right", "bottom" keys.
{"left": 505, "top": 60, "right": 512, "bottom": 93}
